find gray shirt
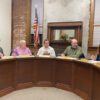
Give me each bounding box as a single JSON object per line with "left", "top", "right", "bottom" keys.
{"left": 0, "top": 47, "right": 4, "bottom": 55}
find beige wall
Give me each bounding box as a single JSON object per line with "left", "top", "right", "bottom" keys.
{"left": 43, "top": 0, "right": 90, "bottom": 55}
{"left": 0, "top": 0, "right": 12, "bottom": 55}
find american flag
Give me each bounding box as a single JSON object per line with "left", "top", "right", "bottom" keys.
{"left": 33, "top": 7, "right": 39, "bottom": 48}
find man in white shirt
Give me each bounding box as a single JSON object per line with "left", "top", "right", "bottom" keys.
{"left": 37, "top": 39, "right": 56, "bottom": 57}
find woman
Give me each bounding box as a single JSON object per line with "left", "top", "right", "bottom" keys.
{"left": 96, "top": 45, "right": 100, "bottom": 61}
{"left": 11, "top": 40, "right": 32, "bottom": 56}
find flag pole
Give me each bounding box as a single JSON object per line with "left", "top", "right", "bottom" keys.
{"left": 33, "top": 6, "right": 39, "bottom": 55}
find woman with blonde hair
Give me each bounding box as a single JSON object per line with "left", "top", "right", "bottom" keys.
{"left": 11, "top": 40, "right": 32, "bottom": 56}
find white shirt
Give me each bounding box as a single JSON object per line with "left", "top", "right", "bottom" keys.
{"left": 37, "top": 46, "right": 56, "bottom": 57}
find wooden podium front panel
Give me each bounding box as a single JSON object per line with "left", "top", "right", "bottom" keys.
{"left": 34, "top": 58, "right": 55, "bottom": 86}
{"left": 55, "top": 59, "right": 73, "bottom": 91}
{"left": 92, "top": 67, "right": 100, "bottom": 100}
{"left": 73, "top": 61, "right": 93, "bottom": 100}
{"left": 0, "top": 59, "right": 15, "bottom": 96}
{"left": 15, "top": 58, "right": 34, "bottom": 89}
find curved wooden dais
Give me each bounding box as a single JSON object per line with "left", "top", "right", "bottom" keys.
{"left": 0, "top": 57, "right": 100, "bottom": 100}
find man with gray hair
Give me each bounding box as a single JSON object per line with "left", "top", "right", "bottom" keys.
{"left": 61, "top": 38, "right": 84, "bottom": 58}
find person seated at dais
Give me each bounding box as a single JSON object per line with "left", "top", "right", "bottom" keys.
{"left": 11, "top": 40, "right": 32, "bottom": 56}
{"left": 0, "top": 47, "right": 4, "bottom": 57}
{"left": 96, "top": 54, "right": 100, "bottom": 61}
{"left": 61, "top": 38, "right": 84, "bottom": 58}
{"left": 37, "top": 39, "right": 56, "bottom": 57}
{"left": 90, "top": 45, "right": 100, "bottom": 61}
{"left": 96, "top": 45, "right": 100, "bottom": 61}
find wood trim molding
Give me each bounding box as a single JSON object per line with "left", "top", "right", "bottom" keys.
{"left": 26, "top": 0, "right": 31, "bottom": 44}
{"left": 94, "top": 25, "right": 100, "bottom": 27}
{"left": 11, "top": 0, "right": 13, "bottom": 49}
{"left": 88, "top": 0, "right": 95, "bottom": 47}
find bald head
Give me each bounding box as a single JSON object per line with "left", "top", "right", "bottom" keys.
{"left": 71, "top": 39, "right": 78, "bottom": 48}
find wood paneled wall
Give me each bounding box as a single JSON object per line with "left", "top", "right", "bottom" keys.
{"left": 12, "top": 0, "right": 31, "bottom": 48}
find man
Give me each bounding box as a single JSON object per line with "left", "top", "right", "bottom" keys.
{"left": 37, "top": 39, "right": 56, "bottom": 57}
{"left": 0, "top": 47, "right": 4, "bottom": 57}
{"left": 61, "top": 38, "right": 83, "bottom": 58}
{"left": 11, "top": 40, "right": 32, "bottom": 56}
